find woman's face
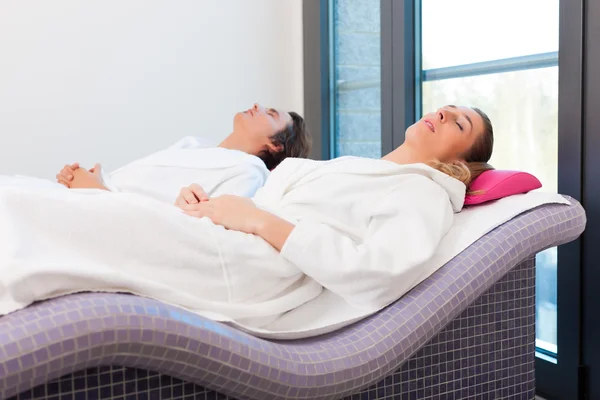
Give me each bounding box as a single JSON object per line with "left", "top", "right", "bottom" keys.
{"left": 406, "top": 105, "right": 484, "bottom": 162}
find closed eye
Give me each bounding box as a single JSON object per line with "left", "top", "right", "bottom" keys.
{"left": 456, "top": 122, "right": 464, "bottom": 131}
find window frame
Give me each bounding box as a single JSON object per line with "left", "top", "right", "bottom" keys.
{"left": 581, "top": 0, "right": 600, "bottom": 398}
{"left": 381, "top": 0, "right": 417, "bottom": 154}
{"left": 302, "top": 0, "right": 332, "bottom": 160}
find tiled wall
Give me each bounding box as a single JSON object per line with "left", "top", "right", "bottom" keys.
{"left": 334, "top": 0, "right": 382, "bottom": 158}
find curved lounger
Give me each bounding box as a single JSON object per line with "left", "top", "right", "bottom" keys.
{"left": 2, "top": 198, "right": 586, "bottom": 400}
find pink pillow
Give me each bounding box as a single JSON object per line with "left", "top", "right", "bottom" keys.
{"left": 464, "top": 170, "right": 542, "bottom": 205}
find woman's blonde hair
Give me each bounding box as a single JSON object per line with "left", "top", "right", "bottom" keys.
{"left": 427, "top": 160, "right": 495, "bottom": 193}
{"left": 427, "top": 107, "right": 495, "bottom": 193}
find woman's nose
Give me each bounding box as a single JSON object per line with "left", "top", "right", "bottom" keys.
{"left": 253, "top": 103, "right": 264, "bottom": 112}
{"left": 437, "top": 109, "right": 446, "bottom": 122}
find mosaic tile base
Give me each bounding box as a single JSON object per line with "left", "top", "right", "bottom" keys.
{"left": 2, "top": 199, "right": 585, "bottom": 400}
{"left": 347, "top": 258, "right": 536, "bottom": 400}
{"left": 12, "top": 259, "right": 535, "bottom": 400}
{"left": 12, "top": 366, "right": 226, "bottom": 400}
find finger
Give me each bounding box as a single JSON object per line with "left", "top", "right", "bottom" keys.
{"left": 59, "top": 171, "right": 74, "bottom": 180}
{"left": 61, "top": 167, "right": 74, "bottom": 180}
{"left": 57, "top": 178, "right": 70, "bottom": 187}
{"left": 184, "top": 210, "right": 214, "bottom": 220}
{"left": 189, "top": 184, "right": 207, "bottom": 199}
{"left": 183, "top": 190, "right": 198, "bottom": 204}
{"left": 70, "top": 162, "right": 80, "bottom": 169}
{"left": 179, "top": 203, "right": 198, "bottom": 211}
{"left": 175, "top": 196, "right": 188, "bottom": 207}
{"left": 57, "top": 172, "right": 72, "bottom": 181}
{"left": 180, "top": 203, "right": 209, "bottom": 212}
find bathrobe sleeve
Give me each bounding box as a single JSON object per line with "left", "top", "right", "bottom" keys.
{"left": 280, "top": 176, "right": 454, "bottom": 310}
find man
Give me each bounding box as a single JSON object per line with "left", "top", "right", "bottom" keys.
{"left": 56, "top": 103, "right": 311, "bottom": 204}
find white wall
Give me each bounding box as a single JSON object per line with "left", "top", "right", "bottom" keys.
{"left": 0, "top": 1, "right": 304, "bottom": 178}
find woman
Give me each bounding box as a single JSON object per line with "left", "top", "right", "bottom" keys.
{"left": 0, "top": 105, "right": 493, "bottom": 334}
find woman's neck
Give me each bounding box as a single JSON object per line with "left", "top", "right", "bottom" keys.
{"left": 381, "top": 143, "right": 432, "bottom": 165}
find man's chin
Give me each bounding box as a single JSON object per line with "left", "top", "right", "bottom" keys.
{"left": 232, "top": 114, "right": 249, "bottom": 132}
{"left": 232, "top": 112, "right": 243, "bottom": 125}
{"left": 235, "top": 112, "right": 250, "bottom": 122}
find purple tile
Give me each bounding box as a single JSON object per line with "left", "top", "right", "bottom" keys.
{"left": 101, "top": 329, "right": 115, "bottom": 343}
{"left": 116, "top": 329, "right": 128, "bottom": 341}
{"left": 154, "top": 330, "right": 167, "bottom": 344}
{"left": 5, "top": 358, "right": 20, "bottom": 375}
{"left": 46, "top": 342, "right": 63, "bottom": 359}
{"left": 76, "top": 335, "right": 89, "bottom": 349}
{"left": 20, "top": 353, "right": 35, "bottom": 369}
{"left": 0, "top": 200, "right": 585, "bottom": 400}
{"left": 140, "top": 329, "right": 153, "bottom": 343}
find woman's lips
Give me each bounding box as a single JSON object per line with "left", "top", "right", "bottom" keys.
{"left": 423, "top": 119, "right": 435, "bottom": 132}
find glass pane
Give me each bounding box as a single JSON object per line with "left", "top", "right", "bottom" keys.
{"left": 422, "top": 67, "right": 559, "bottom": 353}
{"left": 332, "top": 0, "right": 381, "bottom": 158}
{"left": 421, "top": 0, "right": 559, "bottom": 70}
{"left": 536, "top": 248, "right": 558, "bottom": 355}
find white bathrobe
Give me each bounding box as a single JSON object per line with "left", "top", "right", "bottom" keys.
{"left": 0, "top": 156, "right": 465, "bottom": 337}
{"left": 104, "top": 136, "right": 269, "bottom": 202}
{"left": 0, "top": 137, "right": 269, "bottom": 203}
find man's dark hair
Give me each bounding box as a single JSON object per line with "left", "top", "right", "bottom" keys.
{"left": 258, "top": 112, "right": 312, "bottom": 170}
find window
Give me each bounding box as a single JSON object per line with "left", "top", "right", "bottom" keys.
{"left": 331, "top": 0, "right": 382, "bottom": 158}
{"left": 421, "top": 0, "right": 559, "bottom": 357}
